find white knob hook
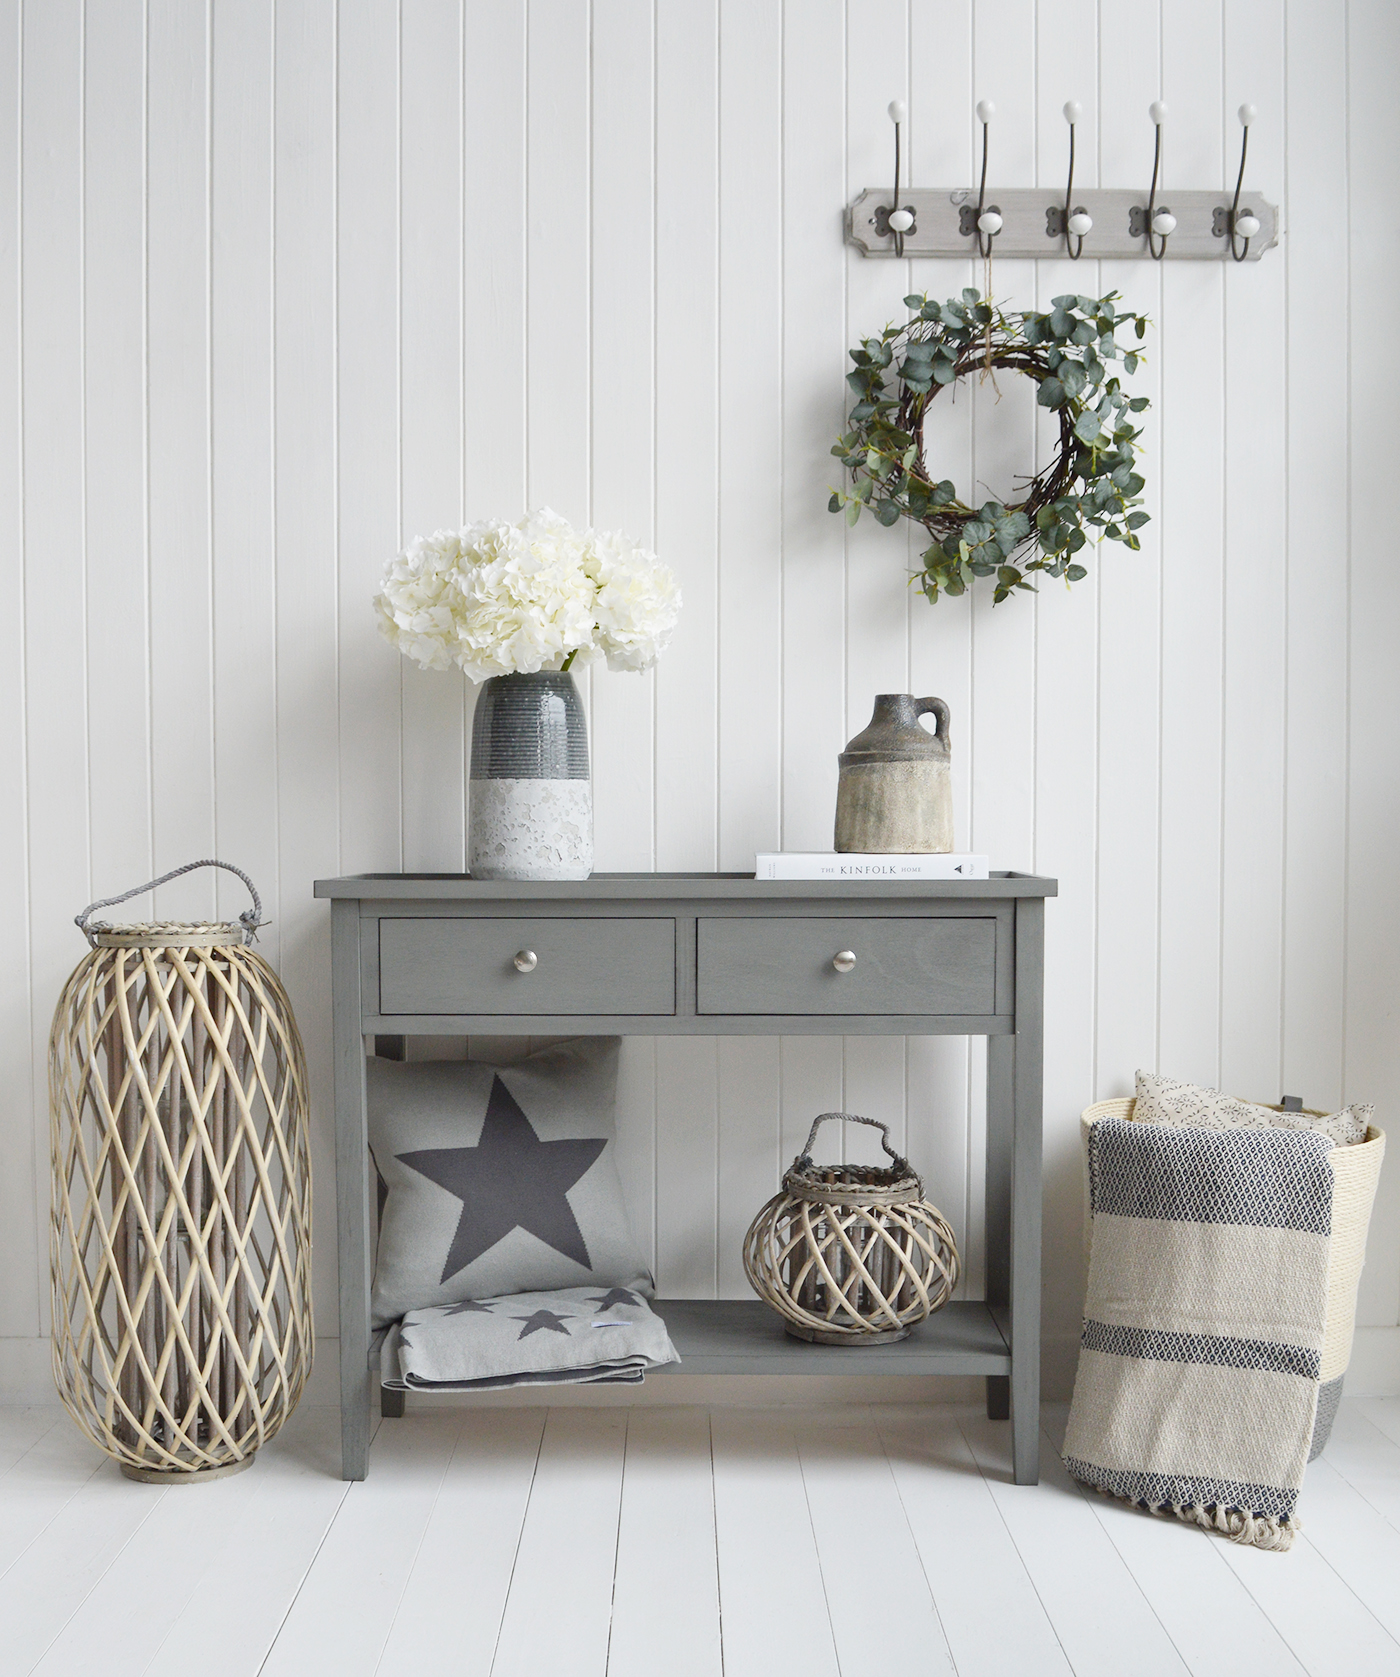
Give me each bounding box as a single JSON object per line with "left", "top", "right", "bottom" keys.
{"left": 1229, "top": 102, "right": 1259, "bottom": 259}
{"left": 888, "top": 208, "right": 914, "bottom": 233}
{"left": 1062, "top": 99, "right": 1089, "bottom": 256}
{"left": 973, "top": 101, "right": 998, "bottom": 257}
{"left": 1145, "top": 101, "right": 1170, "bottom": 258}
{"left": 888, "top": 99, "right": 907, "bottom": 124}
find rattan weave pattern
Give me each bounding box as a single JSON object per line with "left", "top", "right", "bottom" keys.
{"left": 49, "top": 929, "right": 313, "bottom": 1477}
{"left": 743, "top": 1119, "right": 959, "bottom": 1344}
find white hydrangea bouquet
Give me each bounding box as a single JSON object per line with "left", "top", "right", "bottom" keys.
{"left": 373, "top": 507, "right": 681, "bottom": 683}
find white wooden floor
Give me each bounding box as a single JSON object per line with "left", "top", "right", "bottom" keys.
{"left": 2, "top": 1397, "right": 1399, "bottom": 1677}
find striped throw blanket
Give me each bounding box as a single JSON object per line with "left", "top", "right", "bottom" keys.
{"left": 1063, "top": 1116, "right": 1337, "bottom": 1551}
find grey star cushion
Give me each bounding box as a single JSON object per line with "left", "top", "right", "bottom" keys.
{"left": 368, "top": 1039, "right": 652, "bottom": 1328}
{"left": 380, "top": 1285, "right": 680, "bottom": 1390}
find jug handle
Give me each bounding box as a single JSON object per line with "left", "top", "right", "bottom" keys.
{"left": 916, "top": 697, "right": 950, "bottom": 744}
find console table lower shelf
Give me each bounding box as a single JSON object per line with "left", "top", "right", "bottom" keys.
{"left": 375, "top": 1298, "right": 1011, "bottom": 1407}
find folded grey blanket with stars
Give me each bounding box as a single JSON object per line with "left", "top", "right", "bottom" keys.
{"left": 381, "top": 1286, "right": 680, "bottom": 1391}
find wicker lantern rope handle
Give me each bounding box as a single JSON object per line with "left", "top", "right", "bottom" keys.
{"left": 75, "top": 859, "right": 265, "bottom": 947}
{"left": 794, "top": 1112, "right": 911, "bottom": 1176}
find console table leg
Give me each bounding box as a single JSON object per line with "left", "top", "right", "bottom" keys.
{"left": 985, "top": 1375, "right": 1010, "bottom": 1420}
{"left": 1008, "top": 899, "right": 1045, "bottom": 1487}
{"left": 333, "top": 900, "right": 373, "bottom": 1481}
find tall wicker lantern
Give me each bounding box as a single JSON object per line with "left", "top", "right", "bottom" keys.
{"left": 49, "top": 862, "right": 313, "bottom": 1482}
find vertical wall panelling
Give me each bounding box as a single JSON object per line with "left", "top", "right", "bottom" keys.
{"left": 779, "top": 0, "right": 846, "bottom": 856}
{"left": 1219, "top": 0, "right": 1286, "bottom": 1102}
{"left": 84, "top": 2, "right": 151, "bottom": 913}
{"left": 1156, "top": 0, "right": 1226, "bottom": 1091}
{"left": 652, "top": 0, "right": 720, "bottom": 1295}
{"left": 588, "top": 0, "right": 657, "bottom": 1257}
{"left": 907, "top": 0, "right": 977, "bottom": 1292}
{"left": 1029, "top": 0, "right": 1100, "bottom": 1359}
{"left": 22, "top": 0, "right": 86, "bottom": 1342}
{"left": 590, "top": 0, "right": 656, "bottom": 873}
{"left": 1, "top": 0, "right": 33, "bottom": 1337}
{"left": 714, "top": 0, "right": 784, "bottom": 1275}
{"left": 840, "top": 2, "right": 914, "bottom": 1174}
{"left": 211, "top": 0, "right": 279, "bottom": 958}
{"left": 461, "top": 3, "right": 527, "bottom": 516}
{"left": 4, "top": 0, "right": 1399, "bottom": 1397}
{"left": 1281, "top": 0, "right": 1349, "bottom": 1116}
{"left": 274, "top": 0, "right": 339, "bottom": 1317}
{"left": 1346, "top": 0, "right": 1400, "bottom": 1329}
{"left": 1090, "top": 5, "right": 1162, "bottom": 1100}
{"left": 399, "top": 0, "right": 466, "bottom": 873}
{"left": 336, "top": 1, "right": 401, "bottom": 875}
{"left": 147, "top": 0, "right": 216, "bottom": 920}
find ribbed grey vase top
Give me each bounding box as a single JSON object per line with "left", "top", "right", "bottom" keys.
{"left": 469, "top": 672, "right": 590, "bottom": 780}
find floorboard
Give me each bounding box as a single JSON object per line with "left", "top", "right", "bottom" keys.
{"left": 142, "top": 1407, "right": 350, "bottom": 1677}
{"left": 879, "top": 1406, "right": 1073, "bottom": 1677}
{"left": 257, "top": 1414, "right": 460, "bottom": 1677}
{"left": 710, "top": 1409, "right": 840, "bottom": 1677}
{"left": 1296, "top": 1455, "right": 1400, "bottom": 1645}
{"left": 0, "top": 1461, "right": 165, "bottom": 1676}
{"left": 958, "top": 1411, "right": 1192, "bottom": 1676}
{"left": 1315, "top": 1401, "right": 1400, "bottom": 1533}
{"left": 488, "top": 1408, "right": 629, "bottom": 1677}
{"left": 606, "top": 1407, "right": 722, "bottom": 1677}
{"left": 374, "top": 1409, "right": 546, "bottom": 1677}
{"left": 3, "top": 1398, "right": 1398, "bottom": 1676}
{"left": 795, "top": 1407, "right": 957, "bottom": 1677}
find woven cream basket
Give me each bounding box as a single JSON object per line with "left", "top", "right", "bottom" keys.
{"left": 1081, "top": 1097, "right": 1384, "bottom": 1429}
{"left": 49, "top": 863, "right": 314, "bottom": 1482}
{"left": 742, "top": 1113, "right": 959, "bottom": 1345}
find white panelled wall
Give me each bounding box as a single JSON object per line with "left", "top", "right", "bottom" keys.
{"left": 3, "top": 0, "right": 1398, "bottom": 1401}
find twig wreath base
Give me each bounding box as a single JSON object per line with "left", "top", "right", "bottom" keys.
{"left": 830, "top": 289, "right": 1151, "bottom": 605}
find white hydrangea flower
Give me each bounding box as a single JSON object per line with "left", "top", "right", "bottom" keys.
{"left": 373, "top": 508, "right": 681, "bottom": 681}
{"left": 581, "top": 528, "right": 683, "bottom": 672}
{"left": 372, "top": 528, "right": 469, "bottom": 671}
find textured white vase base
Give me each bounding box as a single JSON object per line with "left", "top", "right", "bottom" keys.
{"left": 468, "top": 778, "right": 593, "bottom": 880}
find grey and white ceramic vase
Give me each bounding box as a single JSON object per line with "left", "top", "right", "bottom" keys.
{"left": 834, "top": 694, "right": 953, "bottom": 854}
{"left": 467, "top": 671, "right": 593, "bottom": 880}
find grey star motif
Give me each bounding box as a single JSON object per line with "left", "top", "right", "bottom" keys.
{"left": 511, "top": 1309, "right": 575, "bottom": 1340}
{"left": 398, "top": 1074, "right": 606, "bottom": 1284}
{"left": 441, "top": 1298, "right": 495, "bottom": 1317}
{"left": 587, "top": 1288, "right": 642, "bottom": 1312}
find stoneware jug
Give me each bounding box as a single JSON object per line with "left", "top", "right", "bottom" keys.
{"left": 834, "top": 694, "right": 953, "bottom": 854}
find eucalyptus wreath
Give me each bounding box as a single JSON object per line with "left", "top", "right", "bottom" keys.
{"left": 829, "top": 289, "right": 1151, "bottom": 604}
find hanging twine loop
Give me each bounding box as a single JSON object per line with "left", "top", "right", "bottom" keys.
{"left": 74, "top": 860, "right": 266, "bottom": 947}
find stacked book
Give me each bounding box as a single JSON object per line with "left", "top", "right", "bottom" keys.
{"left": 754, "top": 852, "right": 989, "bottom": 881}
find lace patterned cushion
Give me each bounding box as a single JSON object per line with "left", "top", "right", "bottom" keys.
{"left": 1133, "top": 1070, "right": 1371, "bottom": 1147}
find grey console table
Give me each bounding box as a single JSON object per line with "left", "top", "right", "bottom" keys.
{"left": 314, "top": 871, "right": 1056, "bottom": 1484}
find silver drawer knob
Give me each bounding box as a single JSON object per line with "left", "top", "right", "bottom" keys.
{"left": 513, "top": 950, "right": 538, "bottom": 973}
{"left": 832, "top": 950, "right": 857, "bottom": 974}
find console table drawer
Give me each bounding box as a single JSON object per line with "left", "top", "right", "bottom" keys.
{"left": 696, "top": 916, "right": 997, "bottom": 1016}
{"left": 377, "top": 917, "right": 676, "bottom": 1015}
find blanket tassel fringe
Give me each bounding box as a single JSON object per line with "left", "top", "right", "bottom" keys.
{"left": 1080, "top": 1481, "right": 1298, "bottom": 1552}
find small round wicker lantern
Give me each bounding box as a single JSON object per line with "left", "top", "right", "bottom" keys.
{"left": 742, "top": 1113, "right": 959, "bottom": 1345}
{"left": 49, "top": 862, "right": 313, "bottom": 1482}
